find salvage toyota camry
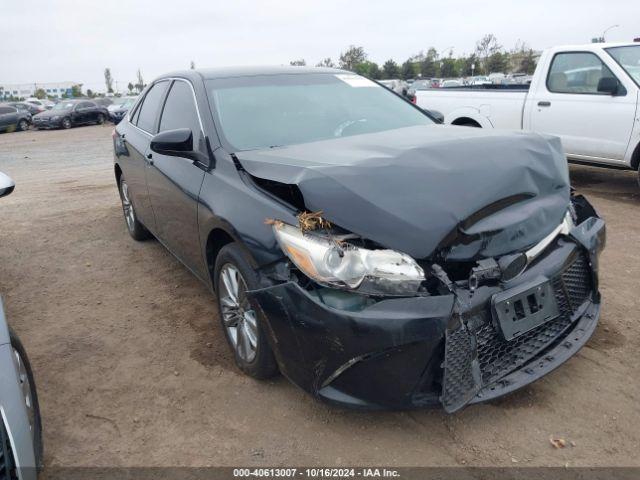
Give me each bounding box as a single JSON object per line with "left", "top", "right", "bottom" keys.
{"left": 112, "top": 67, "right": 605, "bottom": 412}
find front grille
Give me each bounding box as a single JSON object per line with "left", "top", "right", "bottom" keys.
{"left": 0, "top": 420, "right": 16, "bottom": 480}
{"left": 442, "top": 252, "right": 593, "bottom": 411}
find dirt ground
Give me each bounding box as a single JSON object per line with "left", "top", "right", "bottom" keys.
{"left": 0, "top": 125, "right": 639, "bottom": 468}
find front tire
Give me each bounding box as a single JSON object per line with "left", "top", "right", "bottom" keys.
{"left": 17, "top": 119, "right": 29, "bottom": 131}
{"left": 118, "top": 175, "right": 151, "bottom": 241}
{"left": 9, "top": 328, "right": 43, "bottom": 471}
{"left": 214, "top": 244, "right": 278, "bottom": 379}
{"left": 61, "top": 117, "right": 72, "bottom": 129}
{"left": 96, "top": 114, "right": 105, "bottom": 125}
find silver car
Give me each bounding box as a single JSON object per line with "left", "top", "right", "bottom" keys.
{"left": 0, "top": 172, "right": 42, "bottom": 480}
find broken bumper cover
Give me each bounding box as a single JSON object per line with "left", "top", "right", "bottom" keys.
{"left": 249, "top": 216, "right": 605, "bottom": 412}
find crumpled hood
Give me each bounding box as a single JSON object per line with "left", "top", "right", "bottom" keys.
{"left": 236, "top": 125, "right": 570, "bottom": 260}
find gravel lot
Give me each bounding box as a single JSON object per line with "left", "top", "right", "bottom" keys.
{"left": 0, "top": 125, "right": 639, "bottom": 468}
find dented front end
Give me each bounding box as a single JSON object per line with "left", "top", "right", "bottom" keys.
{"left": 247, "top": 195, "right": 605, "bottom": 411}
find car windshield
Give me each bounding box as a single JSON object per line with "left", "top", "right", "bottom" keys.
{"left": 53, "top": 102, "right": 74, "bottom": 110}
{"left": 606, "top": 45, "right": 640, "bottom": 85}
{"left": 207, "top": 73, "right": 434, "bottom": 151}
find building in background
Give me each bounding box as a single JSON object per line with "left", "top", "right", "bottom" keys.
{"left": 0, "top": 81, "right": 78, "bottom": 100}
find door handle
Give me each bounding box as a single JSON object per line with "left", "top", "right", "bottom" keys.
{"left": 146, "top": 153, "right": 154, "bottom": 165}
{"left": 538, "top": 101, "right": 551, "bottom": 107}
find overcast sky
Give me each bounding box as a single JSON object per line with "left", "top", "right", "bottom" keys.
{"left": 2, "top": 0, "right": 639, "bottom": 91}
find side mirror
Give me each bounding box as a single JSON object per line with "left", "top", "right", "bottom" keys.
{"left": 0, "top": 172, "right": 15, "bottom": 199}
{"left": 150, "top": 128, "right": 198, "bottom": 160}
{"left": 597, "top": 77, "right": 622, "bottom": 95}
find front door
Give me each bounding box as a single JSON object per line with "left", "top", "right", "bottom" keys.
{"left": 145, "top": 79, "right": 208, "bottom": 279}
{"left": 528, "top": 51, "right": 637, "bottom": 162}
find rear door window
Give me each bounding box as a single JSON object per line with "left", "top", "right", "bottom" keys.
{"left": 135, "top": 82, "right": 170, "bottom": 133}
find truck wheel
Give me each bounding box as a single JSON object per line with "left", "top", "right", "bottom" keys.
{"left": 9, "top": 328, "right": 43, "bottom": 471}
{"left": 214, "top": 243, "right": 278, "bottom": 380}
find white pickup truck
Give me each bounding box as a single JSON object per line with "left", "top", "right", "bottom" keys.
{"left": 416, "top": 42, "right": 640, "bottom": 175}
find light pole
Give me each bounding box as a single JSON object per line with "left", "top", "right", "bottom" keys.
{"left": 602, "top": 24, "right": 620, "bottom": 42}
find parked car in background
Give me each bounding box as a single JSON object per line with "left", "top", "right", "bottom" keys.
{"left": 32, "top": 99, "right": 108, "bottom": 129}
{"left": 113, "top": 66, "right": 604, "bottom": 412}
{"left": 107, "top": 97, "right": 136, "bottom": 124}
{"left": 0, "top": 105, "right": 31, "bottom": 133}
{"left": 93, "top": 97, "right": 113, "bottom": 107}
{"left": 441, "top": 79, "right": 463, "bottom": 88}
{"left": 25, "top": 98, "right": 54, "bottom": 110}
{"left": 0, "top": 172, "right": 43, "bottom": 480}
{"left": 8, "top": 102, "right": 44, "bottom": 116}
{"left": 416, "top": 42, "right": 640, "bottom": 179}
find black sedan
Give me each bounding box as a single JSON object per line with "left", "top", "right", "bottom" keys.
{"left": 32, "top": 100, "right": 108, "bottom": 130}
{"left": 0, "top": 104, "right": 31, "bottom": 133}
{"left": 113, "top": 67, "right": 605, "bottom": 412}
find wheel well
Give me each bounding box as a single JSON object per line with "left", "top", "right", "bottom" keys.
{"left": 206, "top": 229, "right": 235, "bottom": 288}
{"left": 114, "top": 164, "right": 122, "bottom": 184}
{"left": 452, "top": 117, "right": 481, "bottom": 128}
{"left": 631, "top": 142, "right": 640, "bottom": 171}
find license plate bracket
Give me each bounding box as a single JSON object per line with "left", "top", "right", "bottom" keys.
{"left": 492, "top": 276, "right": 559, "bottom": 341}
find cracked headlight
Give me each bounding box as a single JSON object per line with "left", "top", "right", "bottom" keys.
{"left": 272, "top": 222, "right": 425, "bottom": 295}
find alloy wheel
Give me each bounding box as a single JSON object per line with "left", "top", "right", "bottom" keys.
{"left": 12, "top": 347, "right": 35, "bottom": 436}
{"left": 218, "top": 264, "right": 258, "bottom": 363}
{"left": 120, "top": 180, "right": 136, "bottom": 232}
{"left": 62, "top": 118, "right": 71, "bottom": 129}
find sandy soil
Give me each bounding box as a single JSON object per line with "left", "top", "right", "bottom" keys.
{"left": 0, "top": 125, "right": 638, "bottom": 468}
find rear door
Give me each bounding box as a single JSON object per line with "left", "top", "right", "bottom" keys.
{"left": 0, "top": 106, "right": 18, "bottom": 129}
{"left": 528, "top": 51, "right": 636, "bottom": 163}
{"left": 120, "top": 81, "right": 170, "bottom": 230}
{"left": 145, "top": 79, "right": 208, "bottom": 278}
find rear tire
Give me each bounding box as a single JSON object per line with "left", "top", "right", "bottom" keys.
{"left": 17, "top": 119, "right": 29, "bottom": 132}
{"left": 118, "top": 175, "right": 151, "bottom": 241}
{"left": 9, "top": 328, "right": 43, "bottom": 471}
{"left": 61, "top": 117, "right": 72, "bottom": 129}
{"left": 214, "top": 243, "right": 278, "bottom": 379}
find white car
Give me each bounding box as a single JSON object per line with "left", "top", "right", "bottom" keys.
{"left": 416, "top": 42, "right": 640, "bottom": 176}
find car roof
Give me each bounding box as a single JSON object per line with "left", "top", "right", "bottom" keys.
{"left": 155, "top": 65, "right": 350, "bottom": 82}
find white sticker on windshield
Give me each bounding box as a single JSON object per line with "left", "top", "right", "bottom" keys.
{"left": 335, "top": 74, "right": 378, "bottom": 87}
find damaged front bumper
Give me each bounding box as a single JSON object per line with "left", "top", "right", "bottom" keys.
{"left": 248, "top": 212, "right": 605, "bottom": 412}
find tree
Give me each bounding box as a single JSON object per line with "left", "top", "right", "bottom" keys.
{"left": 486, "top": 51, "right": 508, "bottom": 73}
{"left": 339, "top": 46, "right": 367, "bottom": 71}
{"left": 135, "top": 69, "right": 145, "bottom": 93}
{"left": 71, "top": 84, "right": 83, "bottom": 97}
{"left": 289, "top": 59, "right": 306, "bottom": 66}
{"left": 353, "top": 61, "right": 381, "bottom": 79}
{"left": 127, "top": 82, "right": 134, "bottom": 94}
{"left": 34, "top": 88, "right": 47, "bottom": 99}
{"left": 382, "top": 59, "right": 400, "bottom": 79}
{"left": 401, "top": 60, "right": 417, "bottom": 80}
{"left": 510, "top": 41, "right": 537, "bottom": 74}
{"left": 316, "top": 57, "right": 336, "bottom": 68}
{"left": 475, "top": 34, "right": 502, "bottom": 74}
{"left": 440, "top": 57, "right": 459, "bottom": 78}
{"left": 190, "top": 60, "right": 196, "bottom": 70}
{"left": 104, "top": 68, "right": 114, "bottom": 93}
{"left": 419, "top": 48, "right": 439, "bottom": 78}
